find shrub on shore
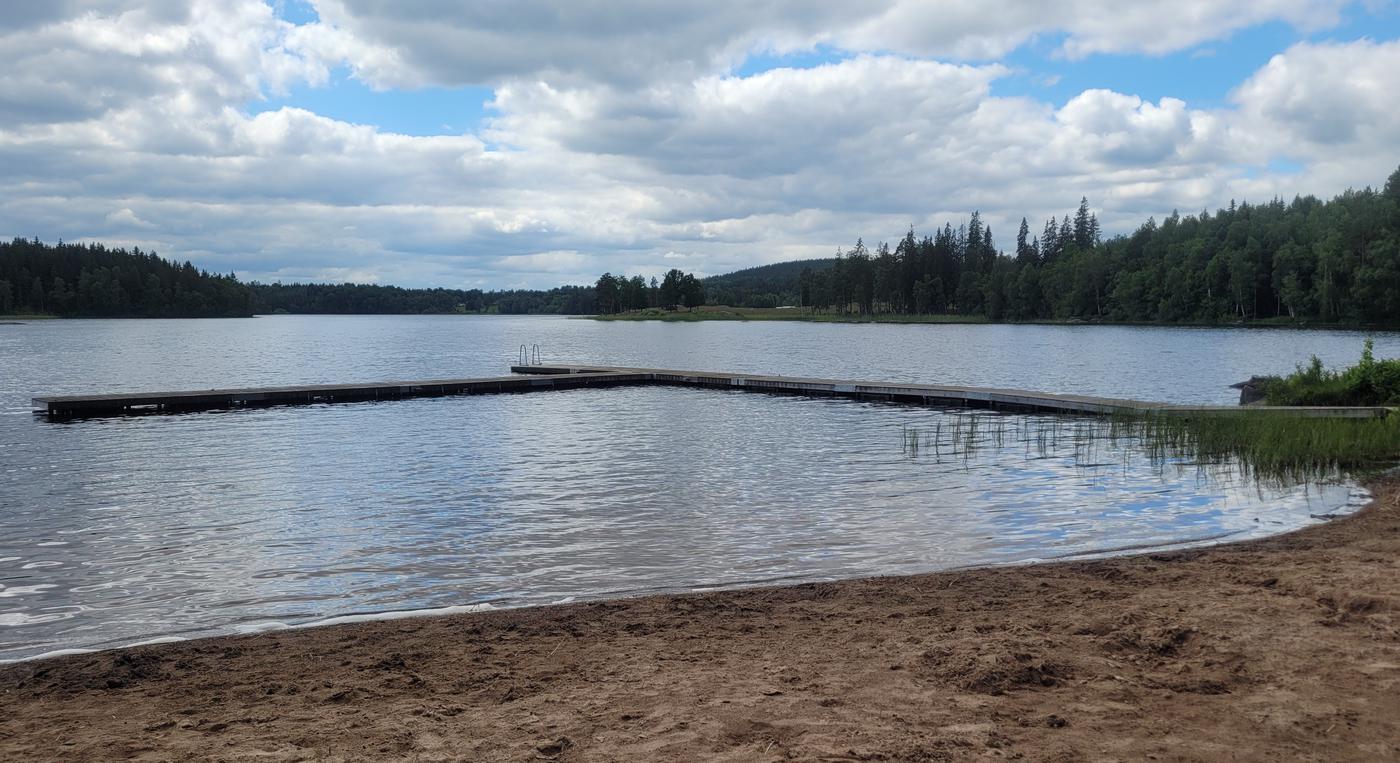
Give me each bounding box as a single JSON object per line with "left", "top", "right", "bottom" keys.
{"left": 1265, "top": 341, "right": 1400, "bottom": 406}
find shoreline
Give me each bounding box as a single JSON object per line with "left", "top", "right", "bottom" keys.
{"left": 8, "top": 311, "right": 1399, "bottom": 331}
{"left": 4, "top": 482, "right": 1399, "bottom": 760}
{"left": 1, "top": 497, "right": 1361, "bottom": 667}
{"left": 587, "top": 308, "right": 1400, "bottom": 331}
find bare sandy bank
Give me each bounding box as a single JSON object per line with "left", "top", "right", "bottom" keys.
{"left": 3, "top": 482, "right": 1399, "bottom": 761}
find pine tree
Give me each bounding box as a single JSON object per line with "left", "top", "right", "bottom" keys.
{"left": 1015, "top": 218, "right": 1035, "bottom": 265}
{"left": 965, "top": 212, "right": 984, "bottom": 274}
{"left": 1073, "top": 197, "right": 1092, "bottom": 249}
{"left": 1041, "top": 218, "right": 1059, "bottom": 262}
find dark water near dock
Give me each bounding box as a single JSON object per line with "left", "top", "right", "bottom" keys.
{"left": 0, "top": 316, "right": 1390, "bottom": 660}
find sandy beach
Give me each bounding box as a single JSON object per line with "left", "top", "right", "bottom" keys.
{"left": 3, "top": 480, "right": 1398, "bottom": 761}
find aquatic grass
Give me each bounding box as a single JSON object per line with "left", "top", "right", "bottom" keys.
{"left": 902, "top": 416, "right": 968, "bottom": 462}
{"left": 901, "top": 423, "right": 922, "bottom": 457}
{"left": 904, "top": 407, "right": 1400, "bottom": 487}
{"left": 1107, "top": 410, "right": 1400, "bottom": 485}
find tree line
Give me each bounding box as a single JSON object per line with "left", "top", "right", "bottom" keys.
{"left": 249, "top": 282, "right": 597, "bottom": 315}
{"left": 11, "top": 165, "right": 1400, "bottom": 323}
{"left": 794, "top": 165, "right": 1400, "bottom": 324}
{"left": 0, "top": 238, "right": 252, "bottom": 317}
{"left": 0, "top": 238, "right": 602, "bottom": 317}
{"left": 593, "top": 268, "right": 705, "bottom": 314}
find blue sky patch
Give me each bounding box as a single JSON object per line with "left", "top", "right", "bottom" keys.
{"left": 252, "top": 70, "right": 495, "bottom": 137}
{"left": 993, "top": 7, "right": 1400, "bottom": 108}
{"left": 732, "top": 44, "right": 851, "bottom": 77}
{"left": 272, "top": 0, "right": 318, "bottom": 26}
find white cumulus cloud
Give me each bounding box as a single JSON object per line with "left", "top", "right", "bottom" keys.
{"left": 0, "top": 2, "right": 1397, "bottom": 288}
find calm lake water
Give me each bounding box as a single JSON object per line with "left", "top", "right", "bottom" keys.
{"left": 0, "top": 316, "right": 1391, "bottom": 660}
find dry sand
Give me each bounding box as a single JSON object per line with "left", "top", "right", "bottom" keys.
{"left": 3, "top": 481, "right": 1400, "bottom": 761}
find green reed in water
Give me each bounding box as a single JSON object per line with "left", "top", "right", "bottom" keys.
{"left": 904, "top": 409, "right": 1400, "bottom": 486}
{"left": 1106, "top": 411, "right": 1400, "bottom": 484}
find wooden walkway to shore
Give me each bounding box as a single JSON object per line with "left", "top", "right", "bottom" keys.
{"left": 32, "top": 363, "right": 1391, "bottom": 418}
{"left": 511, "top": 364, "right": 1391, "bottom": 418}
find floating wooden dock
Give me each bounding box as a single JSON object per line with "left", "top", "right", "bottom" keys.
{"left": 33, "top": 364, "right": 1391, "bottom": 419}
{"left": 509, "top": 364, "right": 1392, "bottom": 419}
{"left": 32, "top": 371, "right": 649, "bottom": 417}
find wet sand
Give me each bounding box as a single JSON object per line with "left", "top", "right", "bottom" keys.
{"left": 3, "top": 482, "right": 1399, "bottom": 762}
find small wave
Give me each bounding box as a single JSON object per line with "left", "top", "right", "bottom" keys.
{"left": 0, "top": 603, "right": 501, "bottom": 663}
{"left": 0, "top": 647, "right": 96, "bottom": 664}
{"left": 238, "top": 602, "right": 499, "bottom": 634}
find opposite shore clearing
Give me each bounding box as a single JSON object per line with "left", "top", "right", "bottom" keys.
{"left": 3, "top": 482, "right": 1399, "bottom": 761}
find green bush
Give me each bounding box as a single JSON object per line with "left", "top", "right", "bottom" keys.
{"left": 1266, "top": 340, "right": 1400, "bottom": 406}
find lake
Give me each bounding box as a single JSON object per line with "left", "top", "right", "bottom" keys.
{"left": 0, "top": 316, "right": 1391, "bottom": 660}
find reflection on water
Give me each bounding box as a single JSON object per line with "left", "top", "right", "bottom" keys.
{"left": 0, "top": 386, "right": 1363, "bottom": 661}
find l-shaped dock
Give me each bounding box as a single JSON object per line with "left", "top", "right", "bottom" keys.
{"left": 32, "top": 363, "right": 1391, "bottom": 419}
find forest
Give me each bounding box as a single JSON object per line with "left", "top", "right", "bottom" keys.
{"left": 249, "top": 282, "right": 597, "bottom": 315}
{"left": 789, "top": 165, "right": 1400, "bottom": 324}
{"left": 592, "top": 269, "right": 705, "bottom": 313}
{"left": 0, "top": 239, "right": 597, "bottom": 317}
{"left": 0, "top": 238, "right": 253, "bottom": 318}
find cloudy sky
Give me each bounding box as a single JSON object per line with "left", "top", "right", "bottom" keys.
{"left": 2, "top": 1, "right": 1399, "bottom": 289}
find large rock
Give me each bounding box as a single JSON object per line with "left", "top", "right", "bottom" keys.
{"left": 1229, "top": 376, "right": 1275, "bottom": 405}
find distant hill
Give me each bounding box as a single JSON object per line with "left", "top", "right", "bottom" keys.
{"left": 702, "top": 257, "right": 835, "bottom": 308}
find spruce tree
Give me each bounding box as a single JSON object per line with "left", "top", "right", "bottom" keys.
{"left": 1073, "top": 197, "right": 1092, "bottom": 249}
{"left": 1015, "top": 218, "right": 1035, "bottom": 265}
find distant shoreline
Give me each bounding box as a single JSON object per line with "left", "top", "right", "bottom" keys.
{"left": 589, "top": 306, "right": 1400, "bottom": 331}
{"left": 5, "top": 310, "right": 1397, "bottom": 331}
{"left": 0, "top": 313, "right": 248, "bottom": 321}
